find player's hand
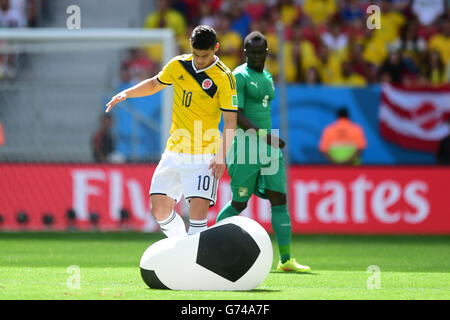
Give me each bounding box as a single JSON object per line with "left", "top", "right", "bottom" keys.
{"left": 266, "top": 134, "right": 286, "bottom": 149}
{"left": 209, "top": 157, "right": 226, "bottom": 180}
{"left": 105, "top": 92, "right": 128, "bottom": 113}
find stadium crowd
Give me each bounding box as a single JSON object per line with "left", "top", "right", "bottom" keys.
{"left": 0, "top": 0, "right": 40, "bottom": 80}
{"left": 120, "top": 0, "right": 450, "bottom": 87}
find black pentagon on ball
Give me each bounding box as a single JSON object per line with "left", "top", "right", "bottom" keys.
{"left": 140, "top": 269, "right": 169, "bottom": 290}
{"left": 196, "top": 223, "right": 261, "bottom": 282}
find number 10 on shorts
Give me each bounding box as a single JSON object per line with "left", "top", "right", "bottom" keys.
{"left": 197, "top": 175, "right": 211, "bottom": 191}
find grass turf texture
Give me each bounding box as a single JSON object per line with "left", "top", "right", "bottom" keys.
{"left": 0, "top": 232, "right": 449, "bottom": 300}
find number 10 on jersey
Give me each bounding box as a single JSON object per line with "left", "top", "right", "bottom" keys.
{"left": 182, "top": 90, "right": 192, "bottom": 107}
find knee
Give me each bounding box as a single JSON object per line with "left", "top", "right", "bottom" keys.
{"left": 150, "top": 202, "right": 172, "bottom": 221}
{"left": 151, "top": 207, "right": 171, "bottom": 221}
{"left": 150, "top": 195, "right": 175, "bottom": 221}
{"left": 231, "top": 201, "right": 247, "bottom": 213}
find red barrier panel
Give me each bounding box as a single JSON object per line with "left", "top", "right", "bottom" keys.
{"left": 0, "top": 164, "right": 449, "bottom": 234}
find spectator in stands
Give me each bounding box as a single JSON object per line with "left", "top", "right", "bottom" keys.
{"left": 319, "top": 108, "right": 367, "bottom": 165}
{"left": 92, "top": 114, "right": 115, "bottom": 163}
{"left": 346, "top": 17, "right": 366, "bottom": 43}
{"left": 144, "top": 0, "right": 186, "bottom": 36}
{"left": 303, "top": 0, "right": 337, "bottom": 27}
{"left": 390, "top": 0, "right": 411, "bottom": 12}
{"left": 228, "top": 0, "right": 251, "bottom": 40}
{"left": 412, "top": 0, "right": 445, "bottom": 26}
{"left": 263, "top": 23, "right": 299, "bottom": 82}
{"left": 428, "top": 19, "right": 450, "bottom": 68}
{"left": 25, "top": 0, "right": 39, "bottom": 27}
{"left": 321, "top": 19, "right": 349, "bottom": 59}
{"left": 378, "top": 50, "right": 407, "bottom": 84}
{"left": 245, "top": 0, "right": 266, "bottom": 22}
{"left": 339, "top": 0, "right": 364, "bottom": 24}
{"left": 291, "top": 25, "right": 320, "bottom": 82}
{"left": 215, "top": 13, "right": 242, "bottom": 72}
{"left": 196, "top": 1, "right": 217, "bottom": 29}
{"left": 171, "top": 0, "right": 191, "bottom": 24}
{"left": 335, "top": 61, "right": 367, "bottom": 87}
{"left": 362, "top": 28, "right": 388, "bottom": 68}
{"left": 374, "top": 1, "right": 406, "bottom": 45}
{"left": 134, "top": 0, "right": 447, "bottom": 88}
{"left": 305, "top": 67, "right": 321, "bottom": 85}
{"left": 424, "top": 50, "right": 447, "bottom": 85}
{"left": 178, "top": 24, "right": 194, "bottom": 54}
{"left": 117, "top": 63, "right": 134, "bottom": 91}
{"left": 316, "top": 42, "right": 343, "bottom": 85}
{"left": 392, "top": 21, "right": 427, "bottom": 74}
{"left": 277, "top": 0, "right": 301, "bottom": 28}
{"left": 0, "top": 0, "right": 26, "bottom": 81}
{"left": 123, "top": 48, "right": 156, "bottom": 83}
{"left": 0, "top": 0, "right": 26, "bottom": 27}
{"left": 348, "top": 42, "right": 373, "bottom": 82}
{"left": 143, "top": 0, "right": 187, "bottom": 62}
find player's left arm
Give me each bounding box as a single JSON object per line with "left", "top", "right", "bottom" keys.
{"left": 237, "top": 109, "right": 285, "bottom": 149}
{"left": 210, "top": 110, "right": 236, "bottom": 179}
{"left": 210, "top": 73, "right": 238, "bottom": 179}
{"left": 234, "top": 72, "right": 285, "bottom": 149}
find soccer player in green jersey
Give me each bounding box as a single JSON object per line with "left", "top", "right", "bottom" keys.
{"left": 216, "top": 31, "right": 311, "bottom": 273}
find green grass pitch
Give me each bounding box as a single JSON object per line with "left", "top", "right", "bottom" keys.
{"left": 0, "top": 232, "right": 449, "bottom": 300}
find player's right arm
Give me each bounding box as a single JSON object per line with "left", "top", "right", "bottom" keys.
{"left": 106, "top": 56, "right": 178, "bottom": 113}
{"left": 105, "top": 76, "right": 167, "bottom": 113}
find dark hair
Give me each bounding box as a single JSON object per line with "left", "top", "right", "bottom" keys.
{"left": 190, "top": 25, "right": 217, "bottom": 50}
{"left": 244, "top": 31, "right": 267, "bottom": 50}
{"left": 337, "top": 108, "right": 349, "bottom": 118}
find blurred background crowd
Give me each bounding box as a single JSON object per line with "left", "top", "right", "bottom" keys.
{"left": 0, "top": 0, "right": 39, "bottom": 80}
{"left": 120, "top": 0, "right": 450, "bottom": 87}
{"left": 1, "top": 0, "right": 449, "bottom": 86}
{"left": 0, "top": 0, "right": 449, "bottom": 165}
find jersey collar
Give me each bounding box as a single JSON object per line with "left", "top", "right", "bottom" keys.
{"left": 191, "top": 55, "right": 220, "bottom": 74}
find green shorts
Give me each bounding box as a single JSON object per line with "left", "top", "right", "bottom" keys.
{"left": 227, "top": 148, "right": 287, "bottom": 202}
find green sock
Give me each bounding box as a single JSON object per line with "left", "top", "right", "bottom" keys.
{"left": 216, "top": 201, "right": 241, "bottom": 222}
{"left": 271, "top": 204, "right": 292, "bottom": 264}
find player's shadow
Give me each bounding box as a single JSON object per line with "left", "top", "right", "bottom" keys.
{"left": 144, "top": 288, "right": 281, "bottom": 293}
{"left": 247, "top": 288, "right": 282, "bottom": 293}
{"left": 269, "top": 270, "right": 319, "bottom": 276}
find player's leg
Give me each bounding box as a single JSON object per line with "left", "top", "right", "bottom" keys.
{"left": 150, "top": 194, "right": 186, "bottom": 238}
{"left": 149, "top": 152, "right": 186, "bottom": 238}
{"left": 264, "top": 189, "right": 291, "bottom": 262}
{"left": 216, "top": 200, "right": 247, "bottom": 222}
{"left": 181, "top": 154, "right": 219, "bottom": 235}
{"left": 187, "top": 197, "right": 211, "bottom": 235}
{"left": 264, "top": 188, "right": 310, "bottom": 273}
{"left": 216, "top": 162, "right": 259, "bottom": 222}
{"left": 261, "top": 153, "right": 311, "bottom": 273}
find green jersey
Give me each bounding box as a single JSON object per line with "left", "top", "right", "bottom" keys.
{"left": 233, "top": 63, "right": 275, "bottom": 131}
{"left": 227, "top": 64, "right": 285, "bottom": 200}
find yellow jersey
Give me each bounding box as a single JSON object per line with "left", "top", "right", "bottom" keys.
{"left": 429, "top": 34, "right": 450, "bottom": 65}
{"left": 157, "top": 54, "right": 238, "bottom": 155}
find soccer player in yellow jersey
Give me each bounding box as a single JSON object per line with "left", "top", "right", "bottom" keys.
{"left": 106, "top": 26, "right": 238, "bottom": 237}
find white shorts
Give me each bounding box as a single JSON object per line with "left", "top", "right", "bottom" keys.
{"left": 149, "top": 150, "right": 219, "bottom": 207}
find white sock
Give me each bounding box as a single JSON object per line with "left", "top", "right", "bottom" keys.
{"left": 188, "top": 219, "right": 208, "bottom": 235}
{"left": 157, "top": 211, "right": 186, "bottom": 238}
